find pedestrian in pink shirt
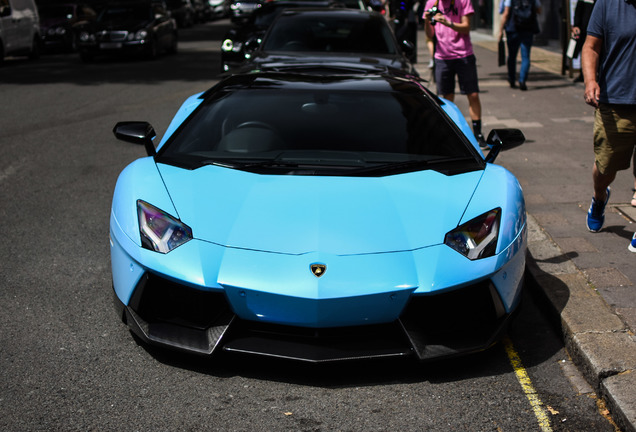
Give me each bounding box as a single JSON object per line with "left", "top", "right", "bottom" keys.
{"left": 423, "top": 0, "right": 486, "bottom": 148}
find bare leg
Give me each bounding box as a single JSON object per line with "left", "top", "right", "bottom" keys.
{"left": 467, "top": 92, "right": 481, "bottom": 121}
{"left": 592, "top": 163, "right": 615, "bottom": 202}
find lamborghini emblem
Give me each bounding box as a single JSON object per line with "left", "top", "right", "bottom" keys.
{"left": 310, "top": 263, "right": 327, "bottom": 278}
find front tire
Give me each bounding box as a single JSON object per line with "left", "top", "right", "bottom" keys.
{"left": 29, "top": 36, "right": 40, "bottom": 60}
{"left": 145, "top": 37, "right": 158, "bottom": 60}
{"left": 166, "top": 32, "right": 178, "bottom": 55}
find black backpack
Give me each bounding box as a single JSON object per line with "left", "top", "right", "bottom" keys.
{"left": 511, "top": 0, "right": 537, "bottom": 32}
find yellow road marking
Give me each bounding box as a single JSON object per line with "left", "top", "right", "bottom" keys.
{"left": 504, "top": 337, "right": 553, "bottom": 432}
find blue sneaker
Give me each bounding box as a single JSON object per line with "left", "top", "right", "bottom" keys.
{"left": 586, "top": 187, "right": 610, "bottom": 232}
{"left": 629, "top": 233, "right": 636, "bottom": 253}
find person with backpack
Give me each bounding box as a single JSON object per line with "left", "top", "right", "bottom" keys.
{"left": 497, "top": 0, "right": 542, "bottom": 90}
{"left": 423, "top": 0, "right": 487, "bottom": 148}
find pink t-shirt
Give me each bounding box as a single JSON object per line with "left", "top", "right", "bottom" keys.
{"left": 424, "top": 0, "right": 475, "bottom": 60}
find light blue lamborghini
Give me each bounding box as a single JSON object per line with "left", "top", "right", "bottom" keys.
{"left": 110, "top": 71, "right": 527, "bottom": 362}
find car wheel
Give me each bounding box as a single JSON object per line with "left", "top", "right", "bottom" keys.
{"left": 29, "top": 36, "right": 41, "bottom": 60}
{"left": 145, "top": 38, "right": 159, "bottom": 60}
{"left": 167, "top": 33, "right": 178, "bottom": 55}
{"left": 67, "top": 36, "right": 77, "bottom": 53}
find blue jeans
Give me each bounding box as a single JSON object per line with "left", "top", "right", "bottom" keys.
{"left": 506, "top": 31, "right": 534, "bottom": 84}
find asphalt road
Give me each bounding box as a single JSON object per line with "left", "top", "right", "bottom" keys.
{"left": 0, "top": 20, "right": 620, "bottom": 431}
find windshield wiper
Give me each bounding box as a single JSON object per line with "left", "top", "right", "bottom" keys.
{"left": 200, "top": 156, "right": 368, "bottom": 170}
{"left": 200, "top": 158, "right": 302, "bottom": 169}
{"left": 350, "top": 157, "right": 474, "bottom": 175}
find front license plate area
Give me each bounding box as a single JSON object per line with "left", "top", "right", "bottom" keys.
{"left": 100, "top": 42, "right": 122, "bottom": 49}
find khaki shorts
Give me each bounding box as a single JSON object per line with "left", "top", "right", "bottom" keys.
{"left": 594, "top": 103, "right": 636, "bottom": 175}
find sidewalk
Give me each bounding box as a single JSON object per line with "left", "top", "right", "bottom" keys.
{"left": 415, "top": 29, "right": 636, "bottom": 432}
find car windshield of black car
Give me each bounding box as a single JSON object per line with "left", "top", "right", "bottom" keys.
{"left": 98, "top": 4, "right": 153, "bottom": 23}
{"left": 251, "top": 4, "right": 292, "bottom": 27}
{"left": 261, "top": 13, "right": 396, "bottom": 54}
{"left": 39, "top": 4, "right": 75, "bottom": 19}
{"left": 157, "top": 86, "right": 481, "bottom": 175}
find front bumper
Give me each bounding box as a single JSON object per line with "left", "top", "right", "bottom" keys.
{"left": 111, "top": 222, "right": 526, "bottom": 362}
{"left": 41, "top": 34, "right": 74, "bottom": 50}
{"left": 78, "top": 40, "right": 150, "bottom": 57}
{"left": 114, "top": 271, "right": 518, "bottom": 362}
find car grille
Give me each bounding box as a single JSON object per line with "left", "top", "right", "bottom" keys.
{"left": 121, "top": 273, "right": 514, "bottom": 361}
{"left": 126, "top": 273, "right": 233, "bottom": 354}
{"left": 98, "top": 30, "right": 128, "bottom": 42}
{"left": 399, "top": 280, "right": 509, "bottom": 360}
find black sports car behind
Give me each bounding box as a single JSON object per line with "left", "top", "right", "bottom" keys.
{"left": 240, "top": 9, "right": 418, "bottom": 76}
{"left": 220, "top": 0, "right": 342, "bottom": 73}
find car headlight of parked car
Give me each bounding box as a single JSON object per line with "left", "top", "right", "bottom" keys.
{"left": 137, "top": 200, "right": 192, "bottom": 253}
{"left": 444, "top": 208, "right": 501, "bottom": 260}
{"left": 130, "top": 29, "right": 149, "bottom": 41}
{"left": 221, "top": 39, "right": 242, "bottom": 52}
{"left": 47, "top": 27, "right": 67, "bottom": 36}
{"left": 79, "top": 31, "right": 95, "bottom": 42}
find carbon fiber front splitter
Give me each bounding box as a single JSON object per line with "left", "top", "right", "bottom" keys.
{"left": 113, "top": 272, "right": 518, "bottom": 362}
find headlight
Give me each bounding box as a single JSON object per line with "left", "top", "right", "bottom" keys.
{"left": 221, "top": 39, "right": 234, "bottom": 52}
{"left": 135, "top": 29, "right": 149, "bottom": 41}
{"left": 444, "top": 208, "right": 501, "bottom": 260}
{"left": 55, "top": 27, "right": 67, "bottom": 35}
{"left": 137, "top": 200, "right": 192, "bottom": 253}
{"left": 79, "top": 31, "right": 94, "bottom": 42}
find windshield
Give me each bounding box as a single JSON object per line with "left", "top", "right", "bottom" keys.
{"left": 98, "top": 4, "right": 152, "bottom": 23}
{"left": 39, "top": 5, "right": 75, "bottom": 19}
{"left": 158, "top": 86, "right": 481, "bottom": 175}
{"left": 252, "top": 4, "right": 290, "bottom": 27}
{"left": 261, "top": 13, "right": 397, "bottom": 54}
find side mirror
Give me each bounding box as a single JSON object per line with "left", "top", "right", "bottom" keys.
{"left": 484, "top": 128, "right": 525, "bottom": 163}
{"left": 401, "top": 39, "right": 415, "bottom": 57}
{"left": 113, "top": 121, "right": 157, "bottom": 157}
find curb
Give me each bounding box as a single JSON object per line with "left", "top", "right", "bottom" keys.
{"left": 526, "top": 211, "right": 636, "bottom": 432}
{"left": 413, "top": 29, "right": 636, "bottom": 431}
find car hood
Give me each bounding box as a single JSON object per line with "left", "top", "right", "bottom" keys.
{"left": 41, "top": 17, "right": 72, "bottom": 28}
{"left": 92, "top": 19, "right": 152, "bottom": 32}
{"left": 157, "top": 163, "right": 483, "bottom": 255}
{"left": 248, "top": 52, "right": 415, "bottom": 74}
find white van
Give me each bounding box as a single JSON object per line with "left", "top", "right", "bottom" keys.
{"left": 0, "top": 0, "right": 40, "bottom": 61}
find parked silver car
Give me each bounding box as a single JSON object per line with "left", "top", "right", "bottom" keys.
{"left": 0, "top": 0, "right": 40, "bottom": 61}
